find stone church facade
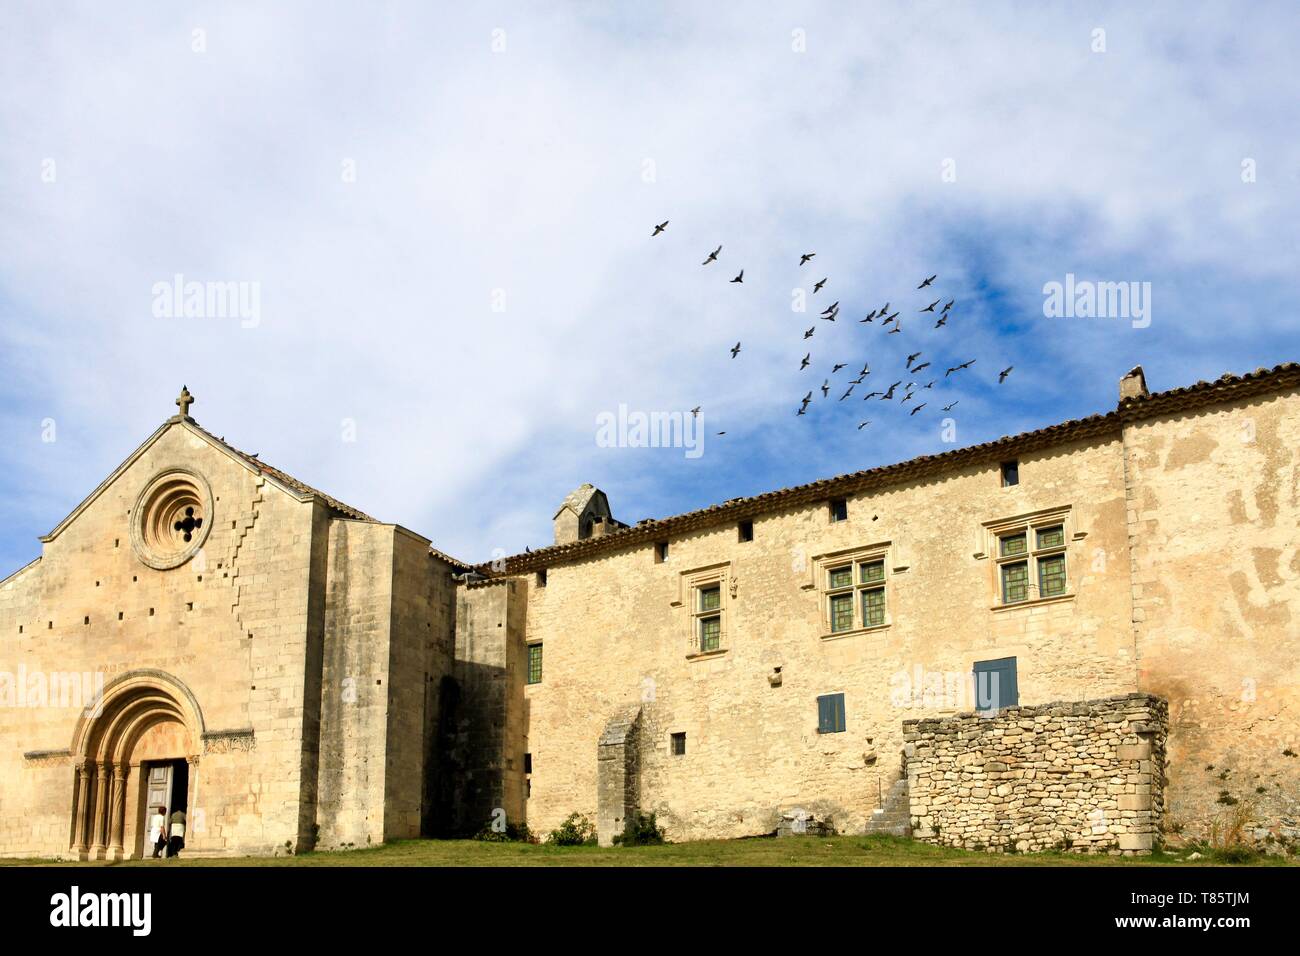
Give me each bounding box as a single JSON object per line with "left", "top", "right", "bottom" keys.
{"left": 0, "top": 364, "right": 1296, "bottom": 859}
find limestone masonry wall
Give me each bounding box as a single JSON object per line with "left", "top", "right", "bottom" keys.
{"left": 903, "top": 692, "right": 1167, "bottom": 854}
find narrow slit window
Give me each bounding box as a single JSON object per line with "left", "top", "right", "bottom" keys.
{"left": 527, "top": 643, "right": 543, "bottom": 685}
{"left": 671, "top": 732, "right": 686, "bottom": 756}
{"left": 829, "top": 498, "right": 849, "bottom": 523}
{"left": 738, "top": 519, "right": 754, "bottom": 542}
{"left": 1000, "top": 460, "right": 1020, "bottom": 487}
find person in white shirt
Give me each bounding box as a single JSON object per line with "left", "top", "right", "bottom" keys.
{"left": 149, "top": 806, "right": 167, "bottom": 858}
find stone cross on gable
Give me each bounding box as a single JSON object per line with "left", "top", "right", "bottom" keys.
{"left": 176, "top": 386, "right": 195, "bottom": 419}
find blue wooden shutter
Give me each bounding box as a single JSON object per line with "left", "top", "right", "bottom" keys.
{"left": 817, "top": 693, "right": 846, "bottom": 733}
{"left": 973, "top": 658, "right": 1018, "bottom": 711}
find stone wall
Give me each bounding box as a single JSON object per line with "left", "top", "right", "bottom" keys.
{"left": 903, "top": 692, "right": 1168, "bottom": 854}
{"left": 519, "top": 433, "right": 1137, "bottom": 842}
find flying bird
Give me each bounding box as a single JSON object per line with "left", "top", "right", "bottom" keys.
{"left": 922, "top": 380, "right": 935, "bottom": 389}
{"left": 820, "top": 309, "right": 838, "bottom": 321}
{"left": 913, "top": 362, "right": 931, "bottom": 374}
{"left": 813, "top": 278, "right": 827, "bottom": 293}
{"left": 796, "top": 406, "right": 807, "bottom": 416}
{"left": 840, "top": 387, "right": 854, "bottom": 401}
{"left": 821, "top": 379, "right": 830, "bottom": 398}
{"left": 731, "top": 342, "right": 741, "bottom": 358}
{"left": 800, "top": 353, "right": 811, "bottom": 370}
{"left": 702, "top": 245, "right": 721, "bottom": 265}
{"left": 999, "top": 366, "right": 1014, "bottom": 383}
{"left": 731, "top": 270, "right": 744, "bottom": 283}
{"left": 942, "top": 401, "right": 958, "bottom": 411}
{"left": 690, "top": 406, "right": 701, "bottom": 417}
{"left": 801, "top": 390, "right": 813, "bottom": 407}
{"left": 906, "top": 351, "right": 922, "bottom": 367}
{"left": 832, "top": 363, "right": 847, "bottom": 373}
{"left": 857, "top": 421, "right": 872, "bottom": 430}
{"left": 917, "top": 274, "right": 937, "bottom": 289}
{"left": 910, "top": 403, "right": 927, "bottom": 416}
{"left": 804, "top": 326, "right": 816, "bottom": 339}
{"left": 945, "top": 360, "right": 975, "bottom": 376}
{"left": 882, "top": 382, "right": 901, "bottom": 399}
{"left": 888, "top": 325, "right": 902, "bottom": 335}
{"left": 821, "top": 301, "right": 839, "bottom": 315}
{"left": 862, "top": 309, "right": 877, "bottom": 322}
{"left": 652, "top": 221, "right": 669, "bottom": 236}
{"left": 935, "top": 316, "right": 948, "bottom": 328}
{"left": 862, "top": 391, "right": 881, "bottom": 400}
{"left": 941, "top": 299, "right": 954, "bottom": 313}
{"left": 858, "top": 364, "right": 870, "bottom": 377}
{"left": 920, "top": 299, "right": 940, "bottom": 313}
{"left": 800, "top": 252, "right": 816, "bottom": 266}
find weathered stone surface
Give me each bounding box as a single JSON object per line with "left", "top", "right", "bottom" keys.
{"left": 901, "top": 693, "right": 1168, "bottom": 855}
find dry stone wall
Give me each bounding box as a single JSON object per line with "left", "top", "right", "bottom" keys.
{"left": 903, "top": 692, "right": 1167, "bottom": 854}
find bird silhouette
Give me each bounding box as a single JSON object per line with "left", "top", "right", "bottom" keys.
{"left": 857, "top": 421, "right": 872, "bottom": 429}
{"left": 942, "top": 401, "right": 958, "bottom": 411}
{"left": 652, "top": 221, "right": 669, "bottom": 236}
{"left": 941, "top": 299, "right": 954, "bottom": 313}
{"left": 800, "top": 353, "right": 811, "bottom": 370}
{"left": 702, "top": 245, "right": 721, "bottom": 265}
{"left": 945, "top": 360, "right": 975, "bottom": 376}
{"left": 882, "top": 382, "right": 901, "bottom": 399}
{"left": 888, "top": 325, "right": 902, "bottom": 335}
{"left": 910, "top": 403, "right": 927, "bottom": 416}
{"left": 690, "top": 406, "right": 701, "bottom": 417}
{"left": 800, "top": 253, "right": 815, "bottom": 266}
{"left": 920, "top": 299, "right": 940, "bottom": 313}
{"left": 731, "top": 342, "right": 741, "bottom": 358}
{"left": 862, "top": 309, "right": 877, "bottom": 323}
{"left": 917, "top": 274, "right": 937, "bottom": 289}
{"left": 858, "top": 364, "right": 870, "bottom": 377}
{"left": 820, "top": 309, "right": 838, "bottom": 322}
{"left": 906, "top": 351, "right": 922, "bottom": 367}
{"left": 813, "top": 278, "right": 827, "bottom": 293}
{"left": 913, "top": 362, "right": 931, "bottom": 374}
{"left": 999, "top": 366, "right": 1014, "bottom": 383}
{"left": 832, "top": 363, "right": 847, "bottom": 373}
{"left": 801, "top": 390, "right": 813, "bottom": 407}
{"left": 804, "top": 326, "right": 815, "bottom": 339}
{"left": 731, "top": 270, "right": 744, "bottom": 283}
{"left": 935, "top": 315, "right": 948, "bottom": 328}
{"left": 840, "top": 387, "right": 854, "bottom": 401}
{"left": 821, "top": 379, "right": 830, "bottom": 397}
{"left": 821, "top": 301, "right": 839, "bottom": 315}
{"left": 863, "top": 391, "right": 881, "bottom": 400}
{"left": 922, "top": 380, "right": 935, "bottom": 389}
{"left": 796, "top": 406, "right": 807, "bottom": 416}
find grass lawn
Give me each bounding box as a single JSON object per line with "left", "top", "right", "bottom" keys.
{"left": 4, "top": 834, "right": 1294, "bottom": 867}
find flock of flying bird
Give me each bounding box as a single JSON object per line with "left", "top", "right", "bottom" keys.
{"left": 650, "top": 220, "right": 1014, "bottom": 433}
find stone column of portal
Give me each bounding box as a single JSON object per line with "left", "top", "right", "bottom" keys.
{"left": 70, "top": 762, "right": 91, "bottom": 858}
{"left": 106, "top": 765, "right": 127, "bottom": 860}
{"left": 88, "top": 762, "right": 109, "bottom": 859}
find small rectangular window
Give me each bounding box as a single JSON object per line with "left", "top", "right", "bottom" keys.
{"left": 671, "top": 732, "right": 686, "bottom": 756}
{"left": 974, "top": 657, "right": 1019, "bottom": 712}
{"left": 699, "top": 615, "right": 721, "bottom": 651}
{"left": 524, "top": 753, "right": 532, "bottom": 774}
{"left": 654, "top": 541, "right": 669, "bottom": 563}
{"left": 817, "top": 693, "right": 846, "bottom": 734}
{"left": 1001, "top": 460, "right": 1020, "bottom": 487}
{"left": 527, "top": 643, "right": 543, "bottom": 685}
{"left": 738, "top": 519, "right": 754, "bottom": 542}
{"left": 829, "top": 498, "right": 849, "bottom": 522}
{"left": 535, "top": 568, "right": 547, "bottom": 587}
{"left": 1001, "top": 561, "right": 1029, "bottom": 603}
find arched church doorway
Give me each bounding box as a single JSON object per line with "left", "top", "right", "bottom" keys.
{"left": 68, "top": 671, "right": 203, "bottom": 860}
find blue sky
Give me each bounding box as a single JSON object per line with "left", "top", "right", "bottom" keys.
{"left": 2, "top": 2, "right": 1298, "bottom": 573}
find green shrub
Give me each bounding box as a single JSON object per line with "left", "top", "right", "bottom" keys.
{"left": 474, "top": 821, "right": 534, "bottom": 843}
{"left": 547, "top": 813, "right": 597, "bottom": 846}
{"left": 616, "top": 812, "right": 666, "bottom": 847}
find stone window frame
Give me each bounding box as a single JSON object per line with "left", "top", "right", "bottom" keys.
{"left": 811, "top": 542, "right": 893, "bottom": 640}
{"left": 977, "top": 506, "right": 1080, "bottom": 610}
{"left": 674, "top": 561, "right": 731, "bottom": 660}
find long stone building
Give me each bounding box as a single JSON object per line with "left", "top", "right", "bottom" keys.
{"left": 0, "top": 364, "right": 1296, "bottom": 858}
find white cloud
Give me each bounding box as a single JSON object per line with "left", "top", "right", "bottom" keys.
{"left": 1, "top": 2, "right": 1297, "bottom": 569}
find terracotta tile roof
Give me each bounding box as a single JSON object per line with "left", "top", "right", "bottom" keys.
{"left": 480, "top": 362, "right": 1299, "bottom": 576}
